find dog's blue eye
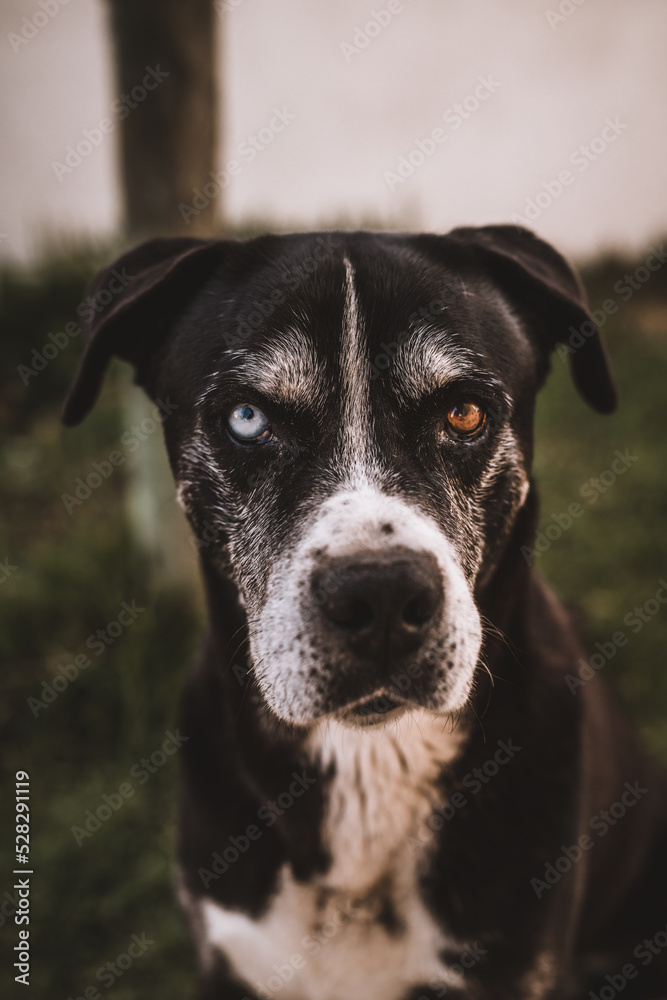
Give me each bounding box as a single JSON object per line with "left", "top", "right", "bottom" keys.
{"left": 228, "top": 404, "right": 270, "bottom": 442}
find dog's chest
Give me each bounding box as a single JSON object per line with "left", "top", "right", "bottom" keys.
{"left": 309, "top": 712, "right": 463, "bottom": 891}
{"left": 202, "top": 713, "right": 465, "bottom": 1000}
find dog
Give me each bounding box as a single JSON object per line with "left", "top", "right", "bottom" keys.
{"left": 63, "top": 225, "right": 667, "bottom": 999}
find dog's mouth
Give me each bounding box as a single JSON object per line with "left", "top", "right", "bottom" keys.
{"left": 335, "top": 690, "right": 408, "bottom": 728}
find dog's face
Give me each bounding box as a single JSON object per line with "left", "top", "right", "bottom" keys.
{"left": 168, "top": 238, "right": 535, "bottom": 726}
{"left": 63, "top": 227, "right": 616, "bottom": 727}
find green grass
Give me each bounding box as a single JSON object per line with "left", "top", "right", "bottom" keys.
{"left": 0, "top": 239, "right": 665, "bottom": 997}
{"left": 533, "top": 252, "right": 667, "bottom": 759}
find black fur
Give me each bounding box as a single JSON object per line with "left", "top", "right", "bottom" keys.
{"left": 64, "top": 227, "right": 666, "bottom": 999}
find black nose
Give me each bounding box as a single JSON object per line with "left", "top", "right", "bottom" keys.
{"left": 311, "top": 549, "right": 443, "bottom": 660}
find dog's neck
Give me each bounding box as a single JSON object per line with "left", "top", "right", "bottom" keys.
{"left": 304, "top": 710, "right": 467, "bottom": 892}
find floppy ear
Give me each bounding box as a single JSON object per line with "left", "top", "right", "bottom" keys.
{"left": 447, "top": 224, "right": 618, "bottom": 414}
{"left": 61, "top": 237, "right": 227, "bottom": 426}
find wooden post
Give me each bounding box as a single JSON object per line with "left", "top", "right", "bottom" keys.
{"left": 106, "top": 0, "right": 220, "bottom": 237}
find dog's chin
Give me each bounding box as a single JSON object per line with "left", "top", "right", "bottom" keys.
{"left": 332, "top": 683, "right": 473, "bottom": 730}
{"left": 335, "top": 692, "right": 409, "bottom": 729}
{"left": 257, "top": 663, "right": 477, "bottom": 729}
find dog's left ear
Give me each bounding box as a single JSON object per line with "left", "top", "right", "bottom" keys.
{"left": 61, "top": 236, "right": 227, "bottom": 426}
{"left": 448, "top": 224, "right": 618, "bottom": 413}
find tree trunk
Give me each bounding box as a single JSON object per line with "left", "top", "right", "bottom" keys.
{"left": 106, "top": 0, "right": 220, "bottom": 238}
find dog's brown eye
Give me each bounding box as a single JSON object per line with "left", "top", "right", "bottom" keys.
{"left": 444, "top": 401, "right": 486, "bottom": 439}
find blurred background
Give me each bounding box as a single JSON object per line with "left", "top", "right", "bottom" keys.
{"left": 1, "top": 1, "right": 666, "bottom": 996}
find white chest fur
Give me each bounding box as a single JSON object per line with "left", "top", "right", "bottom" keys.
{"left": 201, "top": 710, "right": 466, "bottom": 1000}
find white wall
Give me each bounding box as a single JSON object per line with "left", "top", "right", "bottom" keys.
{"left": 1, "top": 0, "right": 665, "bottom": 263}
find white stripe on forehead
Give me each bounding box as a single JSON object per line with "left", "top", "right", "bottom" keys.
{"left": 338, "top": 256, "right": 380, "bottom": 483}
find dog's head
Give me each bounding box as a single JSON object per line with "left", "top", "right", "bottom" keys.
{"left": 63, "top": 226, "right": 616, "bottom": 727}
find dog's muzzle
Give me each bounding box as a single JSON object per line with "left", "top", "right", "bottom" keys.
{"left": 249, "top": 487, "right": 482, "bottom": 726}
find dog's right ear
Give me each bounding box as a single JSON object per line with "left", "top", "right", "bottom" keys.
{"left": 446, "top": 225, "right": 618, "bottom": 414}
{"left": 61, "top": 237, "right": 227, "bottom": 426}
